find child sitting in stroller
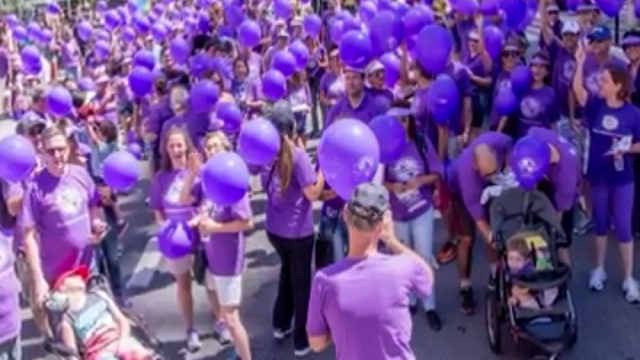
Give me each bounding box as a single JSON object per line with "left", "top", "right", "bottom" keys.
{"left": 506, "top": 231, "right": 558, "bottom": 310}
{"left": 53, "top": 266, "right": 152, "bottom": 360}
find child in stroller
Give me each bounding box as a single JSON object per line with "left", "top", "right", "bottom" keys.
{"left": 506, "top": 232, "right": 559, "bottom": 310}
{"left": 46, "top": 266, "right": 154, "bottom": 360}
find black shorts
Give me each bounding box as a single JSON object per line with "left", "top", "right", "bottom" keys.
{"left": 537, "top": 180, "right": 574, "bottom": 248}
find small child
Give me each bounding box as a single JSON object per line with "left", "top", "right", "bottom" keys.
{"left": 506, "top": 232, "right": 558, "bottom": 309}
{"left": 53, "top": 266, "right": 151, "bottom": 360}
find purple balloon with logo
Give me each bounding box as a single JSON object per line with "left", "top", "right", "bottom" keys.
{"left": 201, "top": 151, "right": 250, "bottom": 206}
{"left": 510, "top": 135, "right": 551, "bottom": 190}
{"left": 237, "top": 118, "right": 281, "bottom": 165}
{"left": 339, "top": 30, "right": 372, "bottom": 69}
{"left": 157, "top": 220, "right": 194, "bottom": 259}
{"left": 318, "top": 119, "right": 380, "bottom": 200}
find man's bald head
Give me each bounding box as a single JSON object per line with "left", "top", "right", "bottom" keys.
{"left": 472, "top": 144, "right": 498, "bottom": 177}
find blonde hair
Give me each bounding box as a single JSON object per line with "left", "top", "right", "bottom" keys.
{"left": 202, "top": 130, "right": 232, "bottom": 151}
{"left": 506, "top": 231, "right": 539, "bottom": 258}
{"left": 169, "top": 86, "right": 189, "bottom": 112}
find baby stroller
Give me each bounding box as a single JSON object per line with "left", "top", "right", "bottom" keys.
{"left": 484, "top": 187, "right": 577, "bottom": 360}
{"left": 15, "top": 248, "right": 165, "bottom": 360}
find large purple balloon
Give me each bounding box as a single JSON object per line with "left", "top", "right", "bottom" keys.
{"left": 303, "top": 14, "right": 322, "bottom": 38}
{"left": 133, "top": 14, "right": 151, "bottom": 33}
{"left": 510, "top": 135, "right": 550, "bottom": 190}
{"left": 46, "top": 86, "right": 73, "bottom": 116}
{"left": 500, "top": 0, "right": 528, "bottom": 30}
{"left": 261, "top": 69, "right": 287, "bottom": 100}
{"left": 454, "top": 0, "right": 479, "bottom": 14}
{"left": 289, "top": 40, "right": 310, "bottom": 69}
{"left": 480, "top": 0, "right": 500, "bottom": 14}
{"left": 510, "top": 65, "right": 532, "bottom": 96}
{"left": 482, "top": 25, "right": 505, "bottom": 60}
{"left": 169, "top": 37, "right": 191, "bottom": 64}
{"left": 369, "top": 115, "right": 406, "bottom": 164}
{"left": 76, "top": 21, "right": 93, "bottom": 41}
{"left": 427, "top": 75, "right": 460, "bottom": 123}
{"left": 105, "top": 10, "right": 121, "bottom": 29}
{"left": 20, "top": 46, "right": 41, "bottom": 75}
{"left": 339, "top": 30, "right": 373, "bottom": 69}
{"left": 133, "top": 50, "right": 156, "bottom": 71}
{"left": 369, "top": 10, "right": 404, "bottom": 57}
{"left": 271, "top": 50, "right": 297, "bottom": 77}
{"left": 128, "top": 66, "right": 154, "bottom": 96}
{"left": 237, "top": 118, "right": 281, "bottom": 165}
{"left": 416, "top": 24, "right": 453, "bottom": 75}
{"left": 216, "top": 102, "right": 243, "bottom": 134}
{"left": 102, "top": 150, "right": 140, "bottom": 190}
{"left": 380, "top": 52, "right": 401, "bottom": 87}
{"left": 403, "top": 4, "right": 434, "bottom": 37}
{"left": 274, "top": 0, "right": 292, "bottom": 19}
{"left": 151, "top": 22, "right": 168, "bottom": 42}
{"left": 318, "top": 119, "right": 380, "bottom": 200}
{"left": 494, "top": 86, "right": 519, "bottom": 116}
{"left": 329, "top": 20, "right": 344, "bottom": 44}
{"left": 127, "top": 143, "right": 143, "bottom": 159}
{"left": 0, "top": 135, "right": 36, "bottom": 182}
{"left": 358, "top": 1, "right": 378, "bottom": 25}
{"left": 190, "top": 80, "right": 220, "bottom": 112}
{"left": 595, "top": 0, "right": 625, "bottom": 17}
{"left": 12, "top": 26, "right": 28, "bottom": 42}
{"left": 157, "top": 220, "right": 194, "bottom": 259}
{"left": 238, "top": 20, "right": 262, "bottom": 48}
{"left": 201, "top": 151, "right": 249, "bottom": 205}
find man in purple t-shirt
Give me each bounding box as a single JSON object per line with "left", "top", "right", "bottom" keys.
{"left": 307, "top": 183, "right": 434, "bottom": 360}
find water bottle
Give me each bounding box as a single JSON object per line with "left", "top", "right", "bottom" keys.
{"left": 614, "top": 155, "right": 624, "bottom": 171}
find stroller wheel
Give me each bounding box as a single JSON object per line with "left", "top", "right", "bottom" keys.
{"left": 485, "top": 291, "right": 502, "bottom": 354}
{"left": 567, "top": 323, "right": 578, "bottom": 349}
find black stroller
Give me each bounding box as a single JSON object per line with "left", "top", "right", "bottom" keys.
{"left": 484, "top": 188, "right": 578, "bottom": 360}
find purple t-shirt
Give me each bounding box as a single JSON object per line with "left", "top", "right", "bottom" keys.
{"left": 385, "top": 139, "right": 443, "bottom": 222}
{"left": 444, "top": 61, "right": 472, "bottom": 135}
{"left": 583, "top": 95, "right": 640, "bottom": 186}
{"left": 319, "top": 71, "right": 345, "bottom": 117}
{"left": 581, "top": 54, "right": 628, "bottom": 97}
{"left": 306, "top": 253, "right": 432, "bottom": 360}
{"left": 149, "top": 169, "right": 201, "bottom": 222}
{"left": 0, "top": 236, "right": 19, "bottom": 343}
{"left": 21, "top": 165, "right": 98, "bottom": 283}
{"left": 549, "top": 42, "right": 576, "bottom": 118}
{"left": 527, "top": 127, "right": 580, "bottom": 211}
{"left": 517, "top": 85, "right": 559, "bottom": 138}
{"left": 0, "top": 48, "right": 9, "bottom": 78}
{"left": 261, "top": 147, "right": 316, "bottom": 238}
{"left": 203, "top": 195, "right": 252, "bottom": 276}
{"left": 447, "top": 131, "right": 513, "bottom": 220}
{"left": 326, "top": 90, "right": 389, "bottom": 126}
{"left": 144, "top": 96, "right": 174, "bottom": 136}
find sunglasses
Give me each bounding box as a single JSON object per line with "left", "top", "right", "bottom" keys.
{"left": 502, "top": 51, "right": 519, "bottom": 58}
{"left": 547, "top": 10, "right": 559, "bottom": 15}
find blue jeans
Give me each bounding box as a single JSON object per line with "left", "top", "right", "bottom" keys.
{"left": 0, "top": 336, "right": 20, "bottom": 360}
{"left": 97, "top": 206, "right": 124, "bottom": 298}
{"left": 393, "top": 208, "right": 436, "bottom": 310}
{"left": 316, "top": 211, "right": 348, "bottom": 267}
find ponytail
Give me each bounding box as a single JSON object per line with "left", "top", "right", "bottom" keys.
{"left": 276, "top": 136, "right": 294, "bottom": 193}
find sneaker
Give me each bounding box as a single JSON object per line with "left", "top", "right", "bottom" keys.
{"left": 588, "top": 267, "right": 607, "bottom": 292}
{"left": 214, "top": 320, "right": 232, "bottom": 345}
{"left": 186, "top": 329, "right": 201, "bottom": 352}
{"left": 294, "top": 347, "right": 312, "bottom": 357}
{"left": 622, "top": 278, "right": 640, "bottom": 304}
{"left": 436, "top": 241, "right": 457, "bottom": 265}
{"left": 273, "top": 327, "right": 293, "bottom": 340}
{"left": 459, "top": 287, "right": 475, "bottom": 315}
{"left": 425, "top": 310, "right": 442, "bottom": 331}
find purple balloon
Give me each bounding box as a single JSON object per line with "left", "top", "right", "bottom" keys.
{"left": 339, "top": 30, "right": 373, "bottom": 69}
{"left": 380, "top": 52, "right": 401, "bottom": 87}
{"left": 46, "top": 2, "right": 61, "bottom": 14}
{"left": 157, "top": 220, "right": 194, "bottom": 259}
{"left": 510, "top": 65, "right": 532, "bottom": 96}
{"left": 510, "top": 136, "right": 550, "bottom": 190}
{"left": 318, "top": 119, "right": 380, "bottom": 200}
{"left": 151, "top": 22, "right": 168, "bottom": 42}
{"left": 369, "top": 10, "right": 404, "bottom": 56}
{"left": 416, "top": 24, "right": 453, "bottom": 75}
{"left": 480, "top": 0, "right": 500, "bottom": 15}
{"left": 78, "top": 77, "right": 95, "bottom": 91}
{"left": 46, "top": 86, "right": 73, "bottom": 116}
{"left": 567, "top": 0, "right": 581, "bottom": 11}
{"left": 26, "top": 22, "right": 40, "bottom": 40}
{"left": 289, "top": 40, "right": 310, "bottom": 69}
{"left": 500, "top": 0, "right": 528, "bottom": 30}
{"left": 133, "top": 14, "right": 151, "bottom": 33}
{"left": 595, "top": 0, "right": 625, "bottom": 17}
{"left": 121, "top": 27, "right": 136, "bottom": 42}
{"left": 237, "top": 118, "right": 281, "bottom": 165}
{"left": 133, "top": 50, "right": 156, "bottom": 71}
{"left": 0, "top": 135, "right": 36, "bottom": 182}
{"left": 238, "top": 20, "right": 262, "bottom": 48}
{"left": 105, "top": 10, "right": 121, "bottom": 29}
{"left": 201, "top": 151, "right": 249, "bottom": 206}
{"left": 95, "top": 40, "right": 110, "bottom": 60}
{"left": 494, "top": 86, "right": 519, "bottom": 116}
{"left": 329, "top": 20, "right": 344, "bottom": 44}
{"left": 127, "top": 143, "right": 143, "bottom": 159}
{"left": 20, "top": 46, "right": 41, "bottom": 75}
{"left": 5, "top": 15, "right": 19, "bottom": 28}
{"left": 274, "top": 0, "right": 292, "bottom": 19}
{"left": 128, "top": 66, "right": 154, "bottom": 96}
{"left": 368, "top": 115, "right": 405, "bottom": 164}
{"left": 96, "top": 0, "right": 108, "bottom": 12}
{"left": 216, "top": 102, "right": 243, "bottom": 134}
{"left": 77, "top": 21, "right": 93, "bottom": 41}
{"left": 341, "top": 14, "right": 362, "bottom": 33}
{"left": 190, "top": 80, "right": 220, "bottom": 112}
{"left": 261, "top": 70, "right": 287, "bottom": 100}
{"left": 169, "top": 37, "right": 191, "bottom": 64}
{"left": 102, "top": 150, "right": 140, "bottom": 190}
{"left": 454, "top": 0, "right": 479, "bottom": 14}
{"left": 225, "top": 4, "right": 245, "bottom": 27}
{"left": 403, "top": 4, "right": 434, "bottom": 37}
{"left": 427, "top": 75, "right": 460, "bottom": 123}
{"left": 271, "top": 50, "right": 297, "bottom": 77}
{"left": 303, "top": 14, "right": 322, "bottom": 38}
{"left": 12, "top": 26, "right": 27, "bottom": 42}
{"left": 482, "top": 25, "right": 505, "bottom": 60}
{"left": 358, "top": 1, "right": 378, "bottom": 25}
{"left": 378, "top": 0, "right": 397, "bottom": 12}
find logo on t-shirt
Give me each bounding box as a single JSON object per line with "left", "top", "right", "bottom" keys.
{"left": 561, "top": 60, "right": 576, "bottom": 83}
{"left": 585, "top": 70, "right": 602, "bottom": 95}
{"left": 55, "top": 187, "right": 85, "bottom": 217}
{"left": 165, "top": 177, "right": 186, "bottom": 205}
{"left": 520, "top": 96, "right": 542, "bottom": 119}
{"left": 602, "top": 115, "right": 619, "bottom": 131}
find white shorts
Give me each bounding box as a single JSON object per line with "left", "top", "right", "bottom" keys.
{"left": 204, "top": 272, "right": 243, "bottom": 306}
{"left": 164, "top": 255, "right": 193, "bottom": 275}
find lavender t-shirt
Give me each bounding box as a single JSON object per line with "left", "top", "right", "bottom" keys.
{"left": 149, "top": 169, "right": 201, "bottom": 221}
{"left": 261, "top": 147, "right": 316, "bottom": 238}
{"left": 307, "top": 253, "right": 432, "bottom": 360}
{"left": 203, "top": 195, "right": 252, "bottom": 276}
{"left": 21, "top": 165, "right": 98, "bottom": 282}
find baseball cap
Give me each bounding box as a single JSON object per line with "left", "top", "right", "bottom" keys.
{"left": 16, "top": 117, "right": 47, "bottom": 136}
{"left": 366, "top": 60, "right": 384, "bottom": 75}
{"left": 347, "top": 183, "right": 389, "bottom": 223}
{"left": 587, "top": 25, "right": 612, "bottom": 41}
{"left": 621, "top": 29, "right": 640, "bottom": 47}
{"left": 268, "top": 100, "right": 295, "bottom": 136}
{"left": 561, "top": 21, "right": 580, "bottom": 35}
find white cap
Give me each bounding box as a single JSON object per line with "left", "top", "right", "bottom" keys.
{"left": 366, "top": 60, "right": 384, "bottom": 75}
{"left": 561, "top": 21, "right": 580, "bottom": 35}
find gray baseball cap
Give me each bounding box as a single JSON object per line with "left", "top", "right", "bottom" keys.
{"left": 268, "top": 100, "right": 295, "bottom": 136}
{"left": 347, "top": 183, "right": 389, "bottom": 222}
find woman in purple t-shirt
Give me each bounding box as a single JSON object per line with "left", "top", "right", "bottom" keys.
{"left": 196, "top": 131, "right": 254, "bottom": 360}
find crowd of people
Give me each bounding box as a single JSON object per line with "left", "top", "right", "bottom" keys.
{"left": 0, "top": 0, "right": 639, "bottom": 359}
